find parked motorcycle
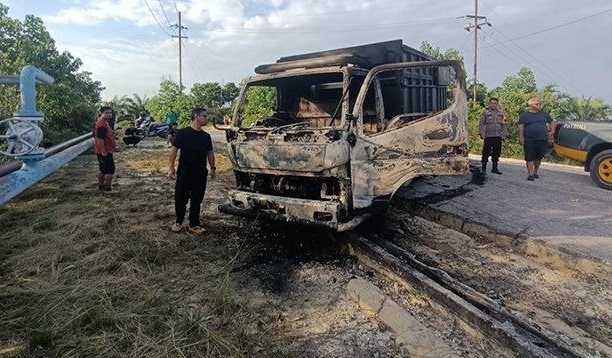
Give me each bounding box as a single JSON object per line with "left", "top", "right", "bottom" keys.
{"left": 146, "top": 122, "right": 169, "bottom": 138}
{"left": 136, "top": 116, "right": 169, "bottom": 138}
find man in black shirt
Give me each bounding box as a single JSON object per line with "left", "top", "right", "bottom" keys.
{"left": 123, "top": 122, "right": 142, "bottom": 147}
{"left": 167, "top": 107, "right": 216, "bottom": 235}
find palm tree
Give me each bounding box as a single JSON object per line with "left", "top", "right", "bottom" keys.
{"left": 125, "top": 94, "right": 150, "bottom": 119}
{"left": 559, "top": 96, "right": 611, "bottom": 121}
{"left": 104, "top": 95, "right": 131, "bottom": 119}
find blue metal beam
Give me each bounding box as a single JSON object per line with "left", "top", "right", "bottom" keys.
{"left": 0, "top": 138, "right": 93, "bottom": 206}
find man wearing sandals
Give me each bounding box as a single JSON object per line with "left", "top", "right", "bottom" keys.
{"left": 518, "top": 97, "right": 555, "bottom": 181}
{"left": 168, "top": 107, "right": 216, "bottom": 235}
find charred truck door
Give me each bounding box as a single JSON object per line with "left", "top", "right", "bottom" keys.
{"left": 348, "top": 60, "right": 469, "bottom": 215}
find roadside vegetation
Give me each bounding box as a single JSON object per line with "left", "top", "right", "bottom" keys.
{"left": 419, "top": 41, "right": 611, "bottom": 165}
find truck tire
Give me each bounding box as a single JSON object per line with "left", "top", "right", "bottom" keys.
{"left": 589, "top": 149, "right": 612, "bottom": 190}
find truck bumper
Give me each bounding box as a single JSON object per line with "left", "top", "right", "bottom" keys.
{"left": 218, "top": 190, "right": 367, "bottom": 231}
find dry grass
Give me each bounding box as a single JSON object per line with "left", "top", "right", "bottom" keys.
{"left": 0, "top": 141, "right": 288, "bottom": 357}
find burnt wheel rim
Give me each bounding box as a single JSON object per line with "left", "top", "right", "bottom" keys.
{"left": 598, "top": 157, "right": 612, "bottom": 184}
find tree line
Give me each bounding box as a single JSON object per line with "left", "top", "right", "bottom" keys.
{"left": 106, "top": 80, "right": 239, "bottom": 129}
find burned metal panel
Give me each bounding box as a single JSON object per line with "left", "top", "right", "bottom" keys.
{"left": 349, "top": 108, "right": 469, "bottom": 208}
{"left": 349, "top": 61, "right": 469, "bottom": 209}
{"left": 231, "top": 131, "right": 350, "bottom": 173}
{"left": 275, "top": 39, "right": 432, "bottom": 69}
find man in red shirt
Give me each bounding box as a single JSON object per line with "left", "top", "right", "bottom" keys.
{"left": 94, "top": 106, "right": 116, "bottom": 191}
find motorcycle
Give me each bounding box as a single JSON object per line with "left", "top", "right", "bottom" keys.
{"left": 146, "top": 122, "right": 169, "bottom": 138}
{"left": 136, "top": 116, "right": 169, "bottom": 138}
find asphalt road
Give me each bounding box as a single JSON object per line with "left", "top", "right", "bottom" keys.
{"left": 396, "top": 156, "right": 612, "bottom": 262}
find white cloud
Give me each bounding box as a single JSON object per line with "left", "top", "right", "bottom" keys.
{"left": 42, "top": 0, "right": 168, "bottom": 27}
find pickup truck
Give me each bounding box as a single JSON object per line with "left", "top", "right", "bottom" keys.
{"left": 553, "top": 121, "right": 612, "bottom": 190}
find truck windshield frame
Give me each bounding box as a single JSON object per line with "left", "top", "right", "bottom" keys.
{"left": 233, "top": 66, "right": 369, "bottom": 130}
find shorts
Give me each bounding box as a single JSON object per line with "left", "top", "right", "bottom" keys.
{"left": 96, "top": 153, "right": 116, "bottom": 174}
{"left": 524, "top": 140, "right": 548, "bottom": 162}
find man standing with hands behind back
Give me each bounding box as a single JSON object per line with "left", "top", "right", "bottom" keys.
{"left": 168, "top": 107, "right": 216, "bottom": 235}
{"left": 479, "top": 97, "right": 507, "bottom": 175}
{"left": 94, "top": 106, "right": 116, "bottom": 191}
{"left": 518, "top": 97, "right": 555, "bottom": 181}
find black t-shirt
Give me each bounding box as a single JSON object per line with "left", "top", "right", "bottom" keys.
{"left": 174, "top": 127, "right": 213, "bottom": 175}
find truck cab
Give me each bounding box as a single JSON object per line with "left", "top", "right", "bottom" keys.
{"left": 218, "top": 40, "right": 469, "bottom": 230}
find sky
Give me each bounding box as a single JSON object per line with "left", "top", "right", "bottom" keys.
{"left": 3, "top": 0, "right": 612, "bottom": 104}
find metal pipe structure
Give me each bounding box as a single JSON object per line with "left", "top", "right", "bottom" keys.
{"left": 0, "top": 138, "right": 94, "bottom": 206}
{"left": 0, "top": 64, "right": 96, "bottom": 206}
{"left": 0, "top": 133, "right": 93, "bottom": 178}
{"left": 0, "top": 160, "right": 22, "bottom": 178}
{"left": 0, "top": 65, "right": 94, "bottom": 205}
{"left": 16, "top": 65, "right": 54, "bottom": 117}
{"left": 45, "top": 132, "right": 92, "bottom": 156}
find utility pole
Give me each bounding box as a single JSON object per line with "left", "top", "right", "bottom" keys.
{"left": 172, "top": 12, "right": 188, "bottom": 92}
{"left": 464, "top": 0, "right": 490, "bottom": 103}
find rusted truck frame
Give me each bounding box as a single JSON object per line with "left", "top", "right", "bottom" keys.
{"left": 218, "top": 41, "right": 469, "bottom": 230}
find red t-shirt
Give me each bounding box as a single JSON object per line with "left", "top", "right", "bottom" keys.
{"left": 93, "top": 118, "right": 116, "bottom": 154}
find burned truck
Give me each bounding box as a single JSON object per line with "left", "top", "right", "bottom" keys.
{"left": 217, "top": 40, "right": 469, "bottom": 231}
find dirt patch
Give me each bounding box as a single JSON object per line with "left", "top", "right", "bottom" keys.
{"left": 380, "top": 207, "right": 612, "bottom": 357}
{"left": 0, "top": 136, "right": 406, "bottom": 357}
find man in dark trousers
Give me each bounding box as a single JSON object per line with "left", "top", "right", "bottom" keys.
{"left": 479, "top": 97, "right": 508, "bottom": 174}
{"left": 167, "top": 107, "right": 216, "bottom": 235}
{"left": 122, "top": 122, "right": 142, "bottom": 147}
{"left": 94, "top": 106, "right": 116, "bottom": 191}
{"left": 519, "top": 97, "right": 556, "bottom": 181}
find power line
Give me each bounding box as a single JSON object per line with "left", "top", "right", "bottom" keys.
{"left": 477, "top": 2, "right": 584, "bottom": 93}
{"left": 483, "top": 7, "right": 612, "bottom": 49}
{"left": 143, "top": 0, "right": 171, "bottom": 36}
{"left": 173, "top": 0, "right": 179, "bottom": 14}
{"left": 487, "top": 26, "right": 579, "bottom": 93}
{"left": 157, "top": 0, "right": 173, "bottom": 27}
{"left": 479, "top": 33, "right": 523, "bottom": 69}
{"left": 181, "top": 39, "right": 206, "bottom": 83}
{"left": 479, "top": 2, "right": 578, "bottom": 89}
{"left": 463, "top": 0, "right": 491, "bottom": 102}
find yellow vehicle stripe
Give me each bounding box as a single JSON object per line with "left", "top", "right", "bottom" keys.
{"left": 553, "top": 143, "right": 588, "bottom": 162}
